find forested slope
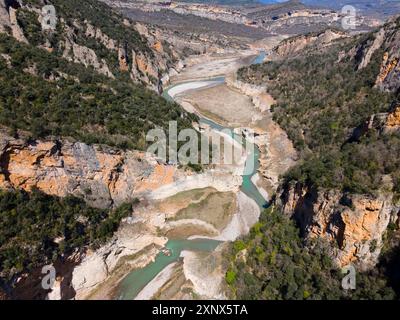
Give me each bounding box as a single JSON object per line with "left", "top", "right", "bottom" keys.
{"left": 227, "top": 17, "right": 400, "bottom": 300}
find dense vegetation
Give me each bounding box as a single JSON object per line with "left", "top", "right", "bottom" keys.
{"left": 0, "top": 34, "right": 196, "bottom": 150}
{"left": 226, "top": 207, "right": 399, "bottom": 300}
{"left": 0, "top": 188, "right": 137, "bottom": 281}
{"left": 238, "top": 34, "right": 399, "bottom": 196}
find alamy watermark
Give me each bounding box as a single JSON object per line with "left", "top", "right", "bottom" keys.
{"left": 341, "top": 264, "right": 356, "bottom": 290}
{"left": 41, "top": 265, "right": 56, "bottom": 290}
{"left": 341, "top": 5, "right": 357, "bottom": 30}
{"left": 41, "top": 5, "right": 57, "bottom": 31}
{"left": 146, "top": 121, "right": 256, "bottom": 174}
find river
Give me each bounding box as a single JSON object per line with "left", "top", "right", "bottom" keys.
{"left": 116, "top": 52, "right": 267, "bottom": 300}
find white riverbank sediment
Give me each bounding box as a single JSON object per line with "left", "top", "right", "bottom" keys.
{"left": 134, "top": 262, "right": 178, "bottom": 300}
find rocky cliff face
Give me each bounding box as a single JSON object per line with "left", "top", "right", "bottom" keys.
{"left": 0, "top": 130, "right": 183, "bottom": 209}
{"left": 0, "top": 0, "right": 10, "bottom": 32}
{"left": 385, "top": 105, "right": 400, "bottom": 131}
{"left": 274, "top": 29, "right": 347, "bottom": 57}
{"left": 62, "top": 26, "right": 115, "bottom": 78}
{"left": 374, "top": 18, "right": 400, "bottom": 92}
{"left": 0, "top": 0, "right": 184, "bottom": 92}
{"left": 376, "top": 51, "right": 399, "bottom": 92}
{"left": 354, "top": 16, "right": 400, "bottom": 92}
{"left": 278, "top": 183, "right": 399, "bottom": 269}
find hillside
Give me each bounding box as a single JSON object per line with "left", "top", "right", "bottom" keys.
{"left": 0, "top": 0, "right": 196, "bottom": 150}
{"left": 227, "top": 16, "right": 400, "bottom": 299}
{"left": 239, "top": 17, "right": 399, "bottom": 195}
{"left": 0, "top": 0, "right": 187, "bottom": 91}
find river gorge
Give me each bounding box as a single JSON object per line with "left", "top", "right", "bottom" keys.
{"left": 113, "top": 51, "right": 270, "bottom": 300}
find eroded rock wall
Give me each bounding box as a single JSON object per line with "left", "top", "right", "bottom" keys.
{"left": 278, "top": 183, "right": 399, "bottom": 270}
{"left": 0, "top": 131, "right": 179, "bottom": 209}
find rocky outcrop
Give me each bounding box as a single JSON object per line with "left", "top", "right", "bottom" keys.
{"left": 0, "top": 131, "right": 183, "bottom": 209}
{"left": 8, "top": 6, "right": 28, "bottom": 44}
{"left": 274, "top": 29, "right": 346, "bottom": 57}
{"left": 130, "top": 22, "right": 180, "bottom": 90}
{"left": 80, "top": 20, "right": 170, "bottom": 88}
{"left": 62, "top": 32, "right": 114, "bottom": 78}
{"left": 278, "top": 183, "right": 398, "bottom": 270}
{"left": 0, "top": 0, "right": 26, "bottom": 40}
{"left": 72, "top": 231, "right": 167, "bottom": 299}
{"left": 133, "top": 50, "right": 159, "bottom": 80}
{"left": 376, "top": 52, "right": 399, "bottom": 91}
{"left": 0, "top": 1, "right": 186, "bottom": 92}
{"left": 374, "top": 18, "right": 400, "bottom": 92}
{"left": 85, "top": 22, "right": 117, "bottom": 51}
{"left": 118, "top": 45, "right": 129, "bottom": 72}
{"left": 181, "top": 248, "right": 227, "bottom": 300}
{"left": 353, "top": 17, "right": 400, "bottom": 92}
{"left": 385, "top": 105, "right": 400, "bottom": 130}
{"left": 0, "top": 0, "right": 11, "bottom": 33}
{"left": 358, "top": 28, "right": 386, "bottom": 70}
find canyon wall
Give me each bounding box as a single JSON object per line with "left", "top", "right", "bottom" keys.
{"left": 273, "top": 29, "right": 347, "bottom": 57}
{"left": 0, "top": 130, "right": 181, "bottom": 209}
{"left": 277, "top": 182, "right": 400, "bottom": 270}
{"left": 354, "top": 16, "right": 400, "bottom": 92}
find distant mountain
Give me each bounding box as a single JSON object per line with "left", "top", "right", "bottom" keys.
{"left": 178, "top": 0, "right": 400, "bottom": 18}
{"left": 302, "top": 0, "right": 400, "bottom": 18}
{"left": 176, "top": 0, "right": 286, "bottom": 5}
{"left": 177, "top": 0, "right": 261, "bottom": 4}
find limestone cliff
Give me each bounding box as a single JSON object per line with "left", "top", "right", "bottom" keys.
{"left": 374, "top": 19, "right": 400, "bottom": 92}
{"left": 271, "top": 17, "right": 400, "bottom": 271}
{"left": 0, "top": 130, "right": 183, "bottom": 209}
{"left": 0, "top": 0, "right": 10, "bottom": 32}
{"left": 62, "top": 26, "right": 115, "bottom": 78}
{"left": 278, "top": 183, "right": 399, "bottom": 270}
{"left": 273, "top": 29, "right": 347, "bottom": 58}
{"left": 385, "top": 105, "right": 400, "bottom": 131}
{"left": 8, "top": 5, "right": 28, "bottom": 44}
{"left": 353, "top": 16, "right": 400, "bottom": 92}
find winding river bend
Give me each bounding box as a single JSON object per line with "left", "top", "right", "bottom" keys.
{"left": 117, "top": 52, "right": 267, "bottom": 300}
